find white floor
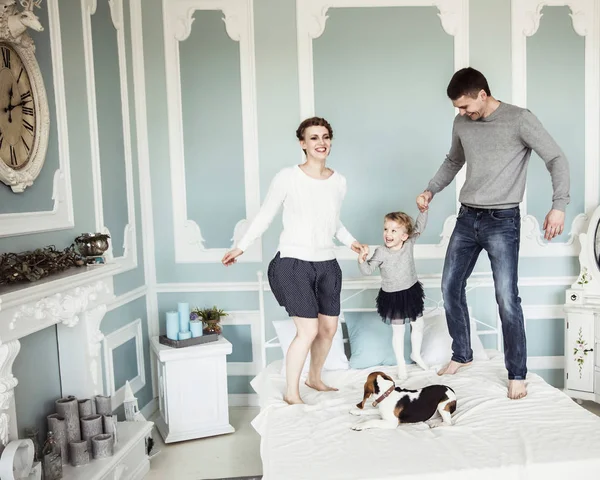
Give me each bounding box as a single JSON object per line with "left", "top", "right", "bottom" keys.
{"left": 144, "top": 401, "right": 600, "bottom": 480}
{"left": 145, "top": 407, "right": 262, "bottom": 480}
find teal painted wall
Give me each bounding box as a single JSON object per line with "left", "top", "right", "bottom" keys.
{"left": 142, "top": 0, "right": 588, "bottom": 396}
{"left": 5, "top": 0, "right": 151, "bottom": 436}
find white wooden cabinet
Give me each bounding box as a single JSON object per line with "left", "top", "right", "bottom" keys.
{"left": 150, "top": 336, "right": 235, "bottom": 443}
{"left": 564, "top": 204, "right": 600, "bottom": 404}
{"left": 564, "top": 293, "right": 599, "bottom": 403}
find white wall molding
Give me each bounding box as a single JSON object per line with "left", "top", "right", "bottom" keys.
{"left": 81, "top": 0, "right": 137, "bottom": 272}
{"left": 102, "top": 318, "right": 146, "bottom": 410}
{"left": 510, "top": 0, "right": 598, "bottom": 249}
{"left": 522, "top": 304, "right": 566, "bottom": 319}
{"left": 107, "top": 285, "right": 147, "bottom": 312}
{"left": 163, "top": 0, "right": 261, "bottom": 263}
{"left": 528, "top": 356, "right": 565, "bottom": 370}
{"left": 130, "top": 0, "right": 159, "bottom": 398}
{"left": 156, "top": 273, "right": 577, "bottom": 293}
{"left": 228, "top": 393, "right": 259, "bottom": 407}
{"left": 0, "top": 0, "right": 74, "bottom": 238}
{"left": 221, "top": 310, "right": 263, "bottom": 376}
{"left": 296, "top": 0, "right": 471, "bottom": 260}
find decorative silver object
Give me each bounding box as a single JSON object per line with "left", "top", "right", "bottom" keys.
{"left": 68, "top": 440, "right": 89, "bottom": 467}
{"left": 80, "top": 415, "right": 103, "bottom": 450}
{"left": 47, "top": 414, "right": 68, "bottom": 465}
{"left": 78, "top": 398, "right": 93, "bottom": 417}
{"left": 91, "top": 434, "right": 114, "bottom": 459}
{"left": 74, "top": 232, "right": 110, "bottom": 264}
{"left": 55, "top": 396, "right": 80, "bottom": 445}
{"left": 94, "top": 395, "right": 112, "bottom": 416}
{"left": 103, "top": 414, "right": 118, "bottom": 447}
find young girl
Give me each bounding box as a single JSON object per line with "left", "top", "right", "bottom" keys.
{"left": 222, "top": 117, "right": 368, "bottom": 405}
{"left": 358, "top": 209, "right": 428, "bottom": 380}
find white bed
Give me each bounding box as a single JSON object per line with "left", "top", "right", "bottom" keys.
{"left": 250, "top": 351, "right": 600, "bottom": 480}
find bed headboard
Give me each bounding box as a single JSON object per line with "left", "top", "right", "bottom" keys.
{"left": 257, "top": 272, "right": 501, "bottom": 369}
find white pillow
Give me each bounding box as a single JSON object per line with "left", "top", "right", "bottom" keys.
{"left": 420, "top": 309, "right": 489, "bottom": 369}
{"left": 272, "top": 319, "right": 349, "bottom": 376}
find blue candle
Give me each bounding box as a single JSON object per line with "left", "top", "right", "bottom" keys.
{"left": 190, "top": 321, "right": 203, "bottom": 338}
{"left": 166, "top": 311, "right": 179, "bottom": 340}
{"left": 178, "top": 302, "right": 190, "bottom": 333}
{"left": 178, "top": 330, "right": 192, "bottom": 340}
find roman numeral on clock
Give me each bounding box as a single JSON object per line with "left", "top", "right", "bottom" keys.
{"left": 22, "top": 106, "right": 33, "bottom": 116}
{"left": 10, "top": 145, "right": 16, "bottom": 166}
{"left": 21, "top": 136, "right": 29, "bottom": 153}
{"left": 2, "top": 47, "right": 10, "bottom": 69}
{"left": 21, "top": 91, "right": 31, "bottom": 103}
{"left": 23, "top": 119, "right": 34, "bottom": 133}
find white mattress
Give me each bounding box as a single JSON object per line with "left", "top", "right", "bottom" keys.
{"left": 250, "top": 352, "right": 600, "bottom": 480}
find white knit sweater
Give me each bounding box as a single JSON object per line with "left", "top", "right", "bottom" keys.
{"left": 236, "top": 165, "right": 357, "bottom": 261}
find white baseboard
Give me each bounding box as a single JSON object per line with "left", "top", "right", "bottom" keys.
{"left": 229, "top": 393, "right": 259, "bottom": 407}
{"left": 141, "top": 397, "right": 158, "bottom": 419}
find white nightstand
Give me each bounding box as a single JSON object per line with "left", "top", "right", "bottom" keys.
{"left": 150, "top": 336, "right": 235, "bottom": 443}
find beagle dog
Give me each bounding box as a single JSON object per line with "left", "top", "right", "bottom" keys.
{"left": 350, "top": 371, "right": 457, "bottom": 430}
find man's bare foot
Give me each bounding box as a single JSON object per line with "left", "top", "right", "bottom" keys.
{"left": 305, "top": 380, "right": 338, "bottom": 392}
{"left": 283, "top": 394, "right": 304, "bottom": 405}
{"left": 508, "top": 380, "right": 527, "bottom": 400}
{"left": 437, "top": 360, "right": 472, "bottom": 375}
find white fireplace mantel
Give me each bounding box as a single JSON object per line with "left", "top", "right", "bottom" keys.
{"left": 0, "top": 264, "right": 119, "bottom": 447}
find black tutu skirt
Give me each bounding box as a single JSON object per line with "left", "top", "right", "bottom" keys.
{"left": 376, "top": 281, "right": 425, "bottom": 325}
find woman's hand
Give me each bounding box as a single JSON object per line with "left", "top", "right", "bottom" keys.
{"left": 222, "top": 248, "right": 243, "bottom": 266}
{"left": 351, "top": 241, "right": 369, "bottom": 258}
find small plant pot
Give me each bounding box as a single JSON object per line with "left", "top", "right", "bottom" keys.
{"left": 203, "top": 320, "right": 222, "bottom": 335}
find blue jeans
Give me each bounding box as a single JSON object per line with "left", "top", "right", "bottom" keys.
{"left": 442, "top": 204, "right": 527, "bottom": 380}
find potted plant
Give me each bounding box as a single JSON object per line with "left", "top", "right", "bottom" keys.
{"left": 191, "top": 305, "right": 227, "bottom": 335}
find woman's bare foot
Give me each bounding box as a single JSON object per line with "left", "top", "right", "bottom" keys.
{"left": 508, "top": 380, "right": 527, "bottom": 400}
{"left": 283, "top": 394, "right": 304, "bottom": 405}
{"left": 437, "top": 360, "right": 472, "bottom": 375}
{"left": 305, "top": 379, "right": 338, "bottom": 392}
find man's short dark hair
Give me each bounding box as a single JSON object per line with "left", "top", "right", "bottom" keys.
{"left": 446, "top": 67, "right": 491, "bottom": 100}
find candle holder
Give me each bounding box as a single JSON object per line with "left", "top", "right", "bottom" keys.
{"left": 92, "top": 434, "right": 114, "bottom": 459}
{"left": 68, "top": 440, "right": 89, "bottom": 467}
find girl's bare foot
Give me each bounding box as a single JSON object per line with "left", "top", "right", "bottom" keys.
{"left": 508, "top": 380, "right": 527, "bottom": 400}
{"left": 283, "top": 395, "right": 304, "bottom": 405}
{"left": 305, "top": 379, "right": 338, "bottom": 391}
{"left": 437, "top": 360, "right": 472, "bottom": 375}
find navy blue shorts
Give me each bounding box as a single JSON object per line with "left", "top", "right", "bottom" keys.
{"left": 267, "top": 252, "right": 342, "bottom": 318}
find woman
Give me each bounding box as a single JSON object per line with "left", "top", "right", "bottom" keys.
{"left": 222, "top": 117, "right": 368, "bottom": 404}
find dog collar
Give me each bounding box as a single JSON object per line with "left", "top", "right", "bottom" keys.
{"left": 372, "top": 385, "right": 395, "bottom": 407}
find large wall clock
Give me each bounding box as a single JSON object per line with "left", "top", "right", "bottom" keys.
{"left": 0, "top": 0, "right": 49, "bottom": 193}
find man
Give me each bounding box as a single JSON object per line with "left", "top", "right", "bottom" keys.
{"left": 416, "top": 67, "right": 570, "bottom": 399}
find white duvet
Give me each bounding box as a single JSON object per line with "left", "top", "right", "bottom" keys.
{"left": 250, "top": 352, "right": 600, "bottom": 480}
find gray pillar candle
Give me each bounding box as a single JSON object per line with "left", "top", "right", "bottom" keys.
{"left": 94, "top": 395, "right": 112, "bottom": 415}
{"left": 55, "top": 396, "right": 81, "bottom": 444}
{"left": 80, "top": 414, "right": 103, "bottom": 450}
{"left": 78, "top": 398, "right": 93, "bottom": 417}
{"left": 68, "top": 440, "right": 89, "bottom": 467}
{"left": 47, "top": 414, "right": 68, "bottom": 464}
{"left": 91, "top": 434, "right": 114, "bottom": 459}
{"left": 103, "top": 414, "right": 118, "bottom": 447}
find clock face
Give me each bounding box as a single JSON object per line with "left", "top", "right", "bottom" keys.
{"left": 0, "top": 43, "right": 36, "bottom": 170}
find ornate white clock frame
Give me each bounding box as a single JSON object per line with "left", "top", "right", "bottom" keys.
{"left": 0, "top": 0, "right": 50, "bottom": 193}
{"left": 564, "top": 204, "right": 600, "bottom": 404}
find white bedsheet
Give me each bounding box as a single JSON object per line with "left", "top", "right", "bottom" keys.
{"left": 250, "top": 352, "right": 600, "bottom": 480}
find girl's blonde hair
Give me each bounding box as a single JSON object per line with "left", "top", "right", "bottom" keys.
{"left": 384, "top": 211, "right": 415, "bottom": 236}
